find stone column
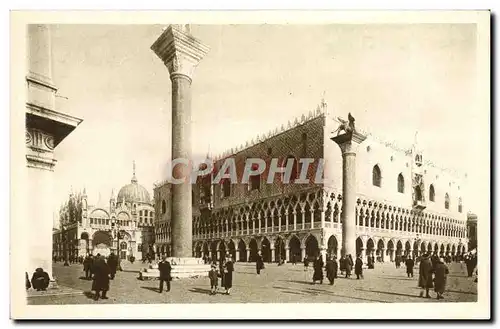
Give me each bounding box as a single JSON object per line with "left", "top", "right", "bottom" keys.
{"left": 320, "top": 248, "right": 327, "bottom": 262}
{"left": 301, "top": 247, "right": 306, "bottom": 261}
{"left": 151, "top": 25, "right": 209, "bottom": 259}
{"left": 331, "top": 131, "right": 366, "bottom": 258}
{"left": 236, "top": 250, "right": 240, "bottom": 262}
{"left": 381, "top": 247, "right": 386, "bottom": 262}
{"left": 25, "top": 25, "right": 82, "bottom": 281}
{"left": 285, "top": 247, "right": 290, "bottom": 262}
{"left": 246, "top": 248, "right": 251, "bottom": 262}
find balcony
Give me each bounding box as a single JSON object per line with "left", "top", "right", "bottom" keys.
{"left": 413, "top": 200, "right": 427, "bottom": 211}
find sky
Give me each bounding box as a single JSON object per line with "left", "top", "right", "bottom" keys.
{"left": 48, "top": 24, "right": 487, "bottom": 223}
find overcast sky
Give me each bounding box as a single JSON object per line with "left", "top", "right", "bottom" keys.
{"left": 49, "top": 24, "right": 487, "bottom": 222}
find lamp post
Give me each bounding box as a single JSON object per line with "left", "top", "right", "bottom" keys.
{"left": 111, "top": 219, "right": 123, "bottom": 271}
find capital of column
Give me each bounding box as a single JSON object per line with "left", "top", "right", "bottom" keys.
{"left": 330, "top": 131, "right": 367, "bottom": 155}
{"left": 151, "top": 25, "right": 210, "bottom": 83}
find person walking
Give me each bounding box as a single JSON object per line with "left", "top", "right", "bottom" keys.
{"left": 325, "top": 256, "right": 335, "bottom": 285}
{"left": 339, "top": 255, "right": 346, "bottom": 276}
{"left": 83, "top": 254, "right": 93, "bottom": 280}
{"left": 256, "top": 252, "right": 264, "bottom": 275}
{"left": 332, "top": 255, "right": 339, "bottom": 279}
{"left": 418, "top": 253, "right": 433, "bottom": 298}
{"left": 107, "top": 252, "right": 118, "bottom": 280}
{"left": 223, "top": 256, "right": 234, "bottom": 295}
{"left": 355, "top": 254, "right": 364, "bottom": 279}
{"left": 158, "top": 255, "right": 172, "bottom": 293}
{"left": 405, "top": 256, "right": 415, "bottom": 278}
{"left": 433, "top": 257, "right": 449, "bottom": 300}
{"left": 303, "top": 256, "right": 309, "bottom": 272}
{"left": 91, "top": 254, "right": 110, "bottom": 301}
{"left": 312, "top": 256, "right": 324, "bottom": 284}
{"left": 208, "top": 264, "right": 218, "bottom": 295}
{"left": 345, "top": 254, "right": 353, "bottom": 278}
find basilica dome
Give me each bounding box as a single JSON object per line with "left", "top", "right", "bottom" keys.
{"left": 117, "top": 164, "right": 151, "bottom": 205}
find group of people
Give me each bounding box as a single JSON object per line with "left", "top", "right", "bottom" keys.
{"left": 87, "top": 253, "right": 119, "bottom": 300}
{"left": 208, "top": 254, "right": 235, "bottom": 295}
{"left": 418, "top": 253, "right": 450, "bottom": 300}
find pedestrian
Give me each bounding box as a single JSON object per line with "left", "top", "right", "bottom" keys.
{"left": 405, "top": 256, "right": 415, "bottom": 278}
{"left": 91, "top": 254, "right": 110, "bottom": 300}
{"left": 219, "top": 258, "right": 226, "bottom": 287}
{"left": 339, "top": 255, "right": 346, "bottom": 276}
{"left": 395, "top": 254, "right": 401, "bottom": 268}
{"left": 312, "top": 256, "right": 324, "bottom": 284}
{"left": 345, "top": 254, "right": 353, "bottom": 278}
{"left": 332, "top": 255, "right": 339, "bottom": 279}
{"left": 31, "top": 268, "right": 50, "bottom": 291}
{"left": 158, "top": 255, "right": 172, "bottom": 293}
{"left": 418, "top": 253, "right": 433, "bottom": 298}
{"left": 303, "top": 256, "right": 309, "bottom": 272}
{"left": 325, "top": 256, "right": 335, "bottom": 285}
{"left": 355, "top": 254, "right": 363, "bottom": 279}
{"left": 223, "top": 256, "right": 234, "bottom": 295}
{"left": 256, "top": 252, "right": 264, "bottom": 275}
{"left": 433, "top": 257, "right": 449, "bottom": 300}
{"left": 83, "top": 254, "right": 93, "bottom": 280}
{"left": 208, "top": 264, "right": 218, "bottom": 295}
{"left": 107, "top": 252, "right": 118, "bottom": 280}
{"left": 367, "top": 254, "right": 374, "bottom": 269}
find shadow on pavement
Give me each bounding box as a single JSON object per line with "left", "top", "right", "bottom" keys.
{"left": 141, "top": 286, "right": 160, "bottom": 293}
{"left": 83, "top": 291, "right": 96, "bottom": 300}
{"left": 78, "top": 276, "right": 92, "bottom": 281}
{"left": 281, "top": 280, "right": 314, "bottom": 285}
{"left": 189, "top": 287, "right": 212, "bottom": 295}
{"left": 356, "top": 288, "right": 423, "bottom": 299}
{"left": 446, "top": 289, "right": 477, "bottom": 295}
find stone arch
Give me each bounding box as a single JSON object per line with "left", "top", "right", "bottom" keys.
{"left": 376, "top": 239, "right": 385, "bottom": 262}
{"left": 327, "top": 235, "right": 338, "bottom": 259}
{"left": 451, "top": 244, "right": 456, "bottom": 256}
{"left": 396, "top": 240, "right": 403, "bottom": 256}
{"left": 366, "top": 238, "right": 375, "bottom": 258}
{"left": 227, "top": 239, "right": 236, "bottom": 260}
{"left": 274, "top": 235, "right": 286, "bottom": 262}
{"left": 238, "top": 239, "right": 247, "bottom": 262}
{"left": 356, "top": 237, "right": 364, "bottom": 257}
{"left": 372, "top": 164, "right": 382, "bottom": 187}
{"left": 288, "top": 235, "right": 301, "bottom": 263}
{"left": 304, "top": 234, "right": 319, "bottom": 259}
{"left": 439, "top": 243, "right": 445, "bottom": 256}
{"left": 405, "top": 241, "right": 411, "bottom": 256}
{"left": 261, "top": 236, "right": 272, "bottom": 263}
{"left": 387, "top": 239, "right": 395, "bottom": 262}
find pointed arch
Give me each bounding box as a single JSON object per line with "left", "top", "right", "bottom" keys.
{"left": 445, "top": 193, "right": 450, "bottom": 210}
{"left": 372, "top": 165, "right": 382, "bottom": 187}
{"left": 429, "top": 184, "right": 435, "bottom": 202}
{"left": 397, "top": 173, "right": 405, "bottom": 193}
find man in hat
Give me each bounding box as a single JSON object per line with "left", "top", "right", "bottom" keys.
{"left": 433, "top": 257, "right": 449, "bottom": 299}
{"left": 158, "top": 255, "right": 172, "bottom": 293}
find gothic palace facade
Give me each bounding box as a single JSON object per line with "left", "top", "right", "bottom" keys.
{"left": 154, "top": 106, "right": 469, "bottom": 263}
{"left": 53, "top": 165, "right": 155, "bottom": 261}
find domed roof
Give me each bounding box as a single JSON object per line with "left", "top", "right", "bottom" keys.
{"left": 117, "top": 162, "right": 151, "bottom": 205}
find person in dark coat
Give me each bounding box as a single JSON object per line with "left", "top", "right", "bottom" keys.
{"left": 332, "top": 255, "right": 339, "bottom": 278}
{"left": 325, "top": 256, "right": 335, "bottom": 285}
{"left": 219, "top": 258, "right": 226, "bottom": 287}
{"left": 208, "top": 264, "right": 218, "bottom": 295}
{"left": 355, "top": 255, "right": 363, "bottom": 279}
{"left": 312, "top": 257, "right": 324, "bottom": 284}
{"left": 223, "top": 256, "right": 234, "bottom": 295}
{"left": 303, "top": 256, "right": 309, "bottom": 271}
{"left": 405, "top": 256, "right": 415, "bottom": 278}
{"left": 418, "top": 254, "right": 434, "bottom": 298}
{"left": 367, "top": 255, "right": 374, "bottom": 269}
{"left": 395, "top": 255, "right": 401, "bottom": 268}
{"left": 345, "top": 254, "right": 353, "bottom": 278}
{"left": 256, "top": 252, "right": 264, "bottom": 275}
{"left": 83, "top": 255, "right": 93, "bottom": 280}
{"left": 107, "top": 253, "right": 118, "bottom": 280}
{"left": 91, "top": 254, "right": 110, "bottom": 300}
{"left": 434, "top": 258, "right": 449, "bottom": 299}
{"left": 31, "top": 268, "right": 50, "bottom": 291}
{"left": 158, "top": 255, "right": 172, "bottom": 293}
{"left": 339, "top": 255, "right": 346, "bottom": 275}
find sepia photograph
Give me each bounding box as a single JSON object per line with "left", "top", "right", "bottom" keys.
{"left": 10, "top": 10, "right": 490, "bottom": 319}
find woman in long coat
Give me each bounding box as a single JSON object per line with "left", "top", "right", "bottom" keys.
{"left": 325, "top": 257, "right": 335, "bottom": 285}
{"left": 418, "top": 254, "right": 434, "bottom": 298}
{"left": 91, "top": 254, "right": 110, "bottom": 300}
{"left": 433, "top": 258, "right": 449, "bottom": 299}
{"left": 312, "top": 257, "right": 324, "bottom": 284}
{"left": 345, "top": 254, "right": 353, "bottom": 278}
{"left": 223, "top": 257, "right": 234, "bottom": 295}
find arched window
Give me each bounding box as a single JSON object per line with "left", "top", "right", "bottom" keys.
{"left": 249, "top": 164, "right": 261, "bottom": 191}
{"left": 285, "top": 155, "right": 299, "bottom": 182}
{"left": 458, "top": 197, "right": 463, "bottom": 213}
{"left": 397, "top": 173, "right": 404, "bottom": 193}
{"left": 372, "top": 165, "right": 382, "bottom": 187}
{"left": 445, "top": 193, "right": 450, "bottom": 210}
{"left": 161, "top": 200, "right": 166, "bottom": 214}
{"left": 222, "top": 178, "right": 231, "bottom": 197}
{"left": 429, "top": 184, "right": 435, "bottom": 202}
{"left": 415, "top": 186, "right": 423, "bottom": 201}
{"left": 120, "top": 242, "right": 127, "bottom": 250}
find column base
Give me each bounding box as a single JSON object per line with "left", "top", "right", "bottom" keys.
{"left": 138, "top": 257, "right": 210, "bottom": 280}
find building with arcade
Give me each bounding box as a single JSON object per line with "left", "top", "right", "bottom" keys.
{"left": 154, "top": 103, "right": 469, "bottom": 264}
{"left": 53, "top": 163, "right": 155, "bottom": 261}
